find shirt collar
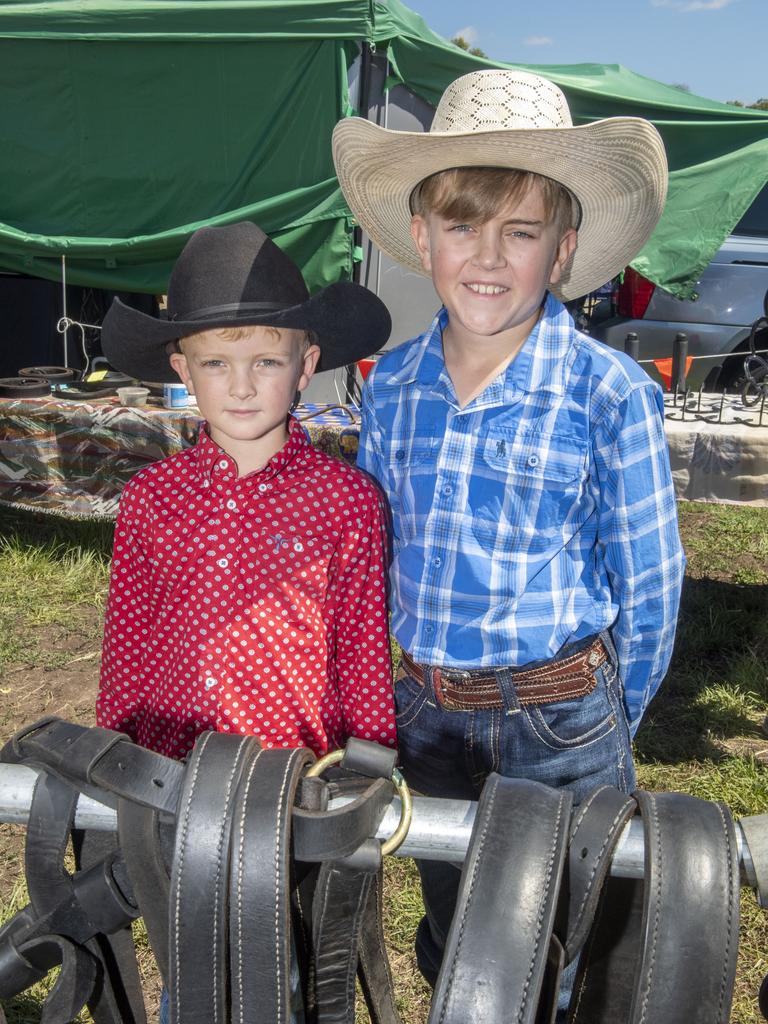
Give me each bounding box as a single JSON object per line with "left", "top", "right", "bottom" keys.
{"left": 383, "top": 294, "right": 574, "bottom": 398}
{"left": 195, "top": 415, "right": 308, "bottom": 484}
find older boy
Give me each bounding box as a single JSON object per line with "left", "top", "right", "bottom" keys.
{"left": 96, "top": 221, "right": 396, "bottom": 760}
{"left": 333, "top": 70, "right": 685, "bottom": 989}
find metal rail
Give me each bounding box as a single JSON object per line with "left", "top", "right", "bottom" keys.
{"left": 3, "top": 763, "right": 765, "bottom": 894}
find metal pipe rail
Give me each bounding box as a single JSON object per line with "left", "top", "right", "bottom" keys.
{"left": 1, "top": 764, "right": 766, "bottom": 898}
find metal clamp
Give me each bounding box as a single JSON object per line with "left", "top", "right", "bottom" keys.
{"left": 305, "top": 750, "right": 413, "bottom": 856}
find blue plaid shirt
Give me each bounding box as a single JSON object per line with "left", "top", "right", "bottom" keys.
{"left": 358, "top": 295, "right": 685, "bottom": 732}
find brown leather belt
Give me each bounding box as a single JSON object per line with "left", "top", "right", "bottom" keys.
{"left": 399, "top": 637, "right": 608, "bottom": 711}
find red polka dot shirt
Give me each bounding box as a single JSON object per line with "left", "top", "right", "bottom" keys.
{"left": 97, "top": 418, "right": 396, "bottom": 759}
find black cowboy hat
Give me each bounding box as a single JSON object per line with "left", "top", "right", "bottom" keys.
{"left": 101, "top": 221, "right": 391, "bottom": 383}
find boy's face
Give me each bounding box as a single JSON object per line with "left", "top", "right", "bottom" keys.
{"left": 410, "top": 181, "right": 577, "bottom": 349}
{"left": 169, "top": 325, "right": 320, "bottom": 457}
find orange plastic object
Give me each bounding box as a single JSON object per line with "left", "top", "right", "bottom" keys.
{"left": 653, "top": 356, "right": 693, "bottom": 390}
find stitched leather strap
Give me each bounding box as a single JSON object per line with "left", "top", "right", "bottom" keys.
{"left": 569, "top": 790, "right": 740, "bottom": 1024}
{"left": 2, "top": 717, "right": 185, "bottom": 814}
{"left": 0, "top": 770, "right": 142, "bottom": 1022}
{"left": 168, "top": 731, "right": 259, "bottom": 1024}
{"left": 356, "top": 865, "right": 402, "bottom": 1024}
{"left": 429, "top": 774, "right": 572, "bottom": 1024}
{"left": 557, "top": 785, "right": 637, "bottom": 963}
{"left": 118, "top": 800, "right": 173, "bottom": 985}
{"left": 227, "top": 745, "right": 313, "bottom": 1024}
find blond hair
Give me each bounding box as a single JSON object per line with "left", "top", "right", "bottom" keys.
{"left": 410, "top": 167, "right": 577, "bottom": 237}
{"left": 172, "top": 326, "right": 315, "bottom": 355}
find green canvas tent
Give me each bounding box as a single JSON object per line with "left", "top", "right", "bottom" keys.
{"left": 0, "top": 0, "right": 766, "bottom": 299}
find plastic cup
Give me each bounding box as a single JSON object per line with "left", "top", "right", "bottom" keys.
{"left": 117, "top": 386, "right": 150, "bottom": 407}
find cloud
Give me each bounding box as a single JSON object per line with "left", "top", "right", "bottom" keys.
{"left": 523, "top": 35, "right": 554, "bottom": 46}
{"left": 453, "top": 25, "right": 478, "bottom": 44}
{"left": 650, "top": 0, "right": 738, "bottom": 9}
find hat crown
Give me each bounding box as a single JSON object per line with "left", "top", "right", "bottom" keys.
{"left": 431, "top": 69, "right": 573, "bottom": 134}
{"left": 167, "top": 221, "right": 308, "bottom": 320}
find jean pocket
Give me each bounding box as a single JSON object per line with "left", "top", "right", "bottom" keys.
{"left": 521, "top": 667, "right": 618, "bottom": 750}
{"left": 394, "top": 672, "right": 428, "bottom": 726}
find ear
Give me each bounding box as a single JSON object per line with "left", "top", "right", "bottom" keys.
{"left": 410, "top": 214, "right": 433, "bottom": 274}
{"left": 297, "top": 344, "right": 321, "bottom": 392}
{"left": 549, "top": 228, "right": 578, "bottom": 287}
{"left": 169, "top": 351, "right": 193, "bottom": 392}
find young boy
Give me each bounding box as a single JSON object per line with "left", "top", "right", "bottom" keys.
{"left": 96, "top": 220, "right": 397, "bottom": 761}
{"left": 333, "top": 69, "right": 685, "bottom": 988}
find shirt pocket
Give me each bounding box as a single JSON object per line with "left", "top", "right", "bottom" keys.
{"left": 244, "top": 527, "right": 336, "bottom": 609}
{"left": 472, "top": 428, "right": 589, "bottom": 552}
{"left": 385, "top": 430, "right": 440, "bottom": 535}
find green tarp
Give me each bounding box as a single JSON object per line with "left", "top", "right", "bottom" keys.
{"left": 0, "top": 0, "right": 766, "bottom": 298}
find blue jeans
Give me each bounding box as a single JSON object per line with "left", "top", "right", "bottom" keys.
{"left": 394, "top": 631, "right": 636, "bottom": 1016}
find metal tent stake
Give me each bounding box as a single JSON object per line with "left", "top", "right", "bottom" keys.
{"left": 2, "top": 763, "right": 767, "bottom": 900}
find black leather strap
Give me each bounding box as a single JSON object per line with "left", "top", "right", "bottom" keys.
{"left": 71, "top": 828, "right": 147, "bottom": 1024}
{"left": 311, "top": 852, "right": 379, "bottom": 1023}
{"left": 227, "top": 745, "right": 313, "bottom": 1024}
{"left": 429, "top": 774, "right": 573, "bottom": 1024}
{"left": 557, "top": 785, "right": 637, "bottom": 963}
{"left": 569, "top": 790, "right": 740, "bottom": 1024}
{"left": 356, "top": 865, "right": 402, "bottom": 1024}
{"left": 293, "top": 777, "right": 394, "bottom": 862}
{"left": 0, "top": 770, "right": 142, "bottom": 1022}
{"left": 168, "top": 731, "right": 259, "bottom": 1024}
{"left": 117, "top": 800, "right": 173, "bottom": 985}
{"left": 2, "top": 717, "right": 184, "bottom": 814}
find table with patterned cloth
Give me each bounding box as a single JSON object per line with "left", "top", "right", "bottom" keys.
{"left": 0, "top": 397, "right": 361, "bottom": 519}
{"left": 663, "top": 393, "right": 768, "bottom": 506}
{"left": 0, "top": 393, "right": 765, "bottom": 518}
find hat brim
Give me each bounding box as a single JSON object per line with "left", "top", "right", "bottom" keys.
{"left": 101, "top": 281, "right": 392, "bottom": 383}
{"left": 332, "top": 116, "right": 667, "bottom": 301}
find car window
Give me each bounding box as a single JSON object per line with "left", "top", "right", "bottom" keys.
{"left": 733, "top": 183, "right": 768, "bottom": 237}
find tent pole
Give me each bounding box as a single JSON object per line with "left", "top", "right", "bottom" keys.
{"left": 60, "top": 254, "right": 69, "bottom": 369}
{"left": 344, "top": 40, "right": 374, "bottom": 403}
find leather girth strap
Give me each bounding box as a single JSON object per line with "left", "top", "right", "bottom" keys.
{"left": 0, "top": 719, "right": 746, "bottom": 1024}
{"left": 0, "top": 769, "right": 142, "bottom": 1023}
{"left": 428, "top": 774, "right": 573, "bottom": 1024}
{"left": 568, "top": 789, "right": 740, "bottom": 1024}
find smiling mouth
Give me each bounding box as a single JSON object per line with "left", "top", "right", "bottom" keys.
{"left": 464, "top": 283, "right": 509, "bottom": 295}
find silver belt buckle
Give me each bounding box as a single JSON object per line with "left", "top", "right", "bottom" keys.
{"left": 443, "top": 668, "right": 474, "bottom": 686}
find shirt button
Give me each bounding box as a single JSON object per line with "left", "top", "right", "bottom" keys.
{"left": 395, "top": 450, "right": 405, "bottom": 461}
{"left": 527, "top": 454, "right": 540, "bottom": 467}
{"left": 442, "top": 484, "right": 453, "bottom": 496}
{"left": 432, "top": 556, "right": 442, "bottom": 567}
{"left": 424, "top": 624, "right": 435, "bottom": 635}
{"left": 217, "top": 558, "right": 229, "bottom": 568}
{"left": 218, "top": 459, "right": 228, "bottom": 470}
{"left": 204, "top": 677, "right": 217, "bottom": 690}
{"left": 258, "top": 483, "right": 268, "bottom": 493}
{"left": 226, "top": 499, "right": 237, "bottom": 510}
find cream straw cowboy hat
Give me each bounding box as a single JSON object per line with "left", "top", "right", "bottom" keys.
{"left": 332, "top": 69, "right": 668, "bottom": 301}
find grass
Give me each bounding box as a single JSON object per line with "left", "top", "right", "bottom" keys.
{"left": 1, "top": 501, "right": 768, "bottom": 1022}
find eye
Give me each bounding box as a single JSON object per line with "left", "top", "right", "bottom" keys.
{"left": 449, "top": 223, "right": 474, "bottom": 234}
{"left": 200, "top": 358, "right": 225, "bottom": 368}
{"left": 257, "top": 358, "right": 280, "bottom": 369}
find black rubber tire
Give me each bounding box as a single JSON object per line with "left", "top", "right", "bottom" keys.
{"left": 17, "top": 366, "right": 79, "bottom": 382}
{"left": 0, "top": 377, "right": 52, "bottom": 398}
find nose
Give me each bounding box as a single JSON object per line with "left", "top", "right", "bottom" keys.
{"left": 229, "top": 366, "right": 256, "bottom": 400}
{"left": 472, "top": 226, "right": 506, "bottom": 270}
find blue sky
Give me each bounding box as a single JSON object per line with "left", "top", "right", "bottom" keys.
{"left": 402, "top": 0, "right": 766, "bottom": 105}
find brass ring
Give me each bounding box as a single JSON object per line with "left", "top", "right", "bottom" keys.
{"left": 304, "top": 752, "right": 413, "bottom": 856}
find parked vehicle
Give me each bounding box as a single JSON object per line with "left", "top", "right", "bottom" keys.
{"left": 587, "top": 183, "right": 768, "bottom": 390}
